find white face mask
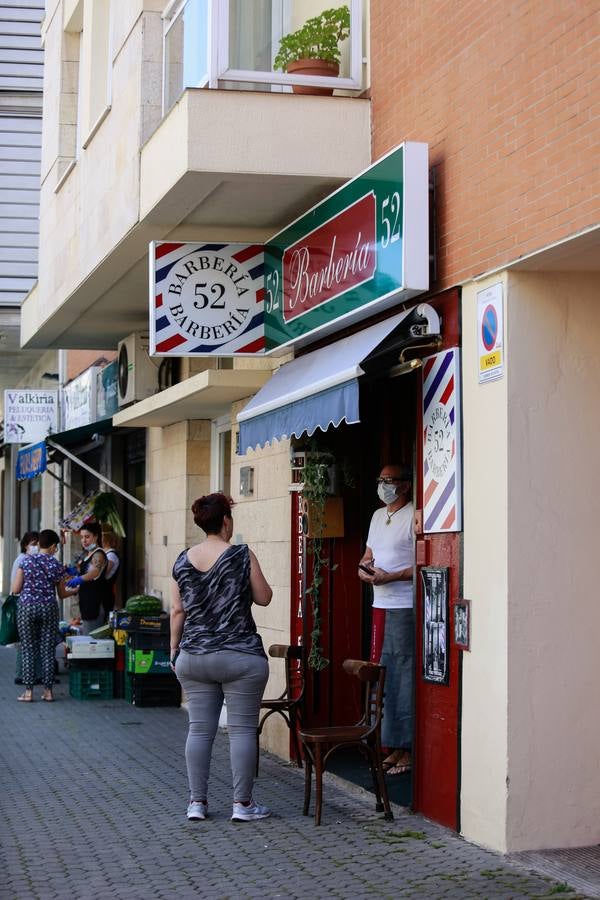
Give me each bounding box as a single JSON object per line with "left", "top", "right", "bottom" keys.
{"left": 377, "top": 482, "right": 398, "bottom": 505}
{"left": 26, "top": 544, "right": 39, "bottom": 555}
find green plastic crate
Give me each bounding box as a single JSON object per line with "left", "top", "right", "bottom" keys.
{"left": 126, "top": 648, "right": 171, "bottom": 675}
{"left": 69, "top": 668, "right": 113, "bottom": 700}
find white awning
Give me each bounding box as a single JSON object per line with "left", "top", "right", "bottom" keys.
{"left": 237, "top": 304, "right": 440, "bottom": 453}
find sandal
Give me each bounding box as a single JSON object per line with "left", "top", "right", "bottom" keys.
{"left": 382, "top": 750, "right": 403, "bottom": 771}
{"left": 41, "top": 690, "right": 54, "bottom": 702}
{"left": 17, "top": 692, "right": 33, "bottom": 702}
{"left": 386, "top": 762, "right": 412, "bottom": 776}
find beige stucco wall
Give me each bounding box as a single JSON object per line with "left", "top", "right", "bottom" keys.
{"left": 231, "top": 401, "right": 292, "bottom": 758}
{"left": 461, "top": 269, "right": 600, "bottom": 853}
{"left": 460, "top": 273, "right": 509, "bottom": 852}
{"left": 32, "top": 1, "right": 162, "bottom": 339}
{"left": 506, "top": 270, "right": 600, "bottom": 851}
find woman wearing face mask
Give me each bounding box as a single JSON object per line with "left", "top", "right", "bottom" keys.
{"left": 11, "top": 529, "right": 73, "bottom": 702}
{"left": 10, "top": 531, "right": 39, "bottom": 587}
{"left": 358, "top": 464, "right": 415, "bottom": 776}
{"left": 65, "top": 522, "right": 109, "bottom": 634}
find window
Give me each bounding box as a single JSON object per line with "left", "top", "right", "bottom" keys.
{"left": 162, "top": 0, "right": 364, "bottom": 114}
{"left": 79, "top": 0, "right": 111, "bottom": 147}
{"left": 211, "top": 415, "right": 232, "bottom": 495}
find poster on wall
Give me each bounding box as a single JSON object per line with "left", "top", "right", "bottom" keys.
{"left": 149, "top": 241, "right": 265, "bottom": 356}
{"left": 421, "top": 567, "right": 449, "bottom": 684}
{"left": 3, "top": 389, "right": 58, "bottom": 444}
{"left": 477, "top": 282, "right": 504, "bottom": 383}
{"left": 422, "top": 348, "right": 462, "bottom": 533}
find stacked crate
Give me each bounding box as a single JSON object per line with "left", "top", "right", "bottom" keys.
{"left": 67, "top": 637, "right": 115, "bottom": 700}
{"left": 113, "top": 611, "right": 181, "bottom": 707}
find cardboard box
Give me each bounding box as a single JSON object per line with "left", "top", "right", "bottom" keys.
{"left": 66, "top": 636, "right": 115, "bottom": 658}
{"left": 111, "top": 611, "right": 169, "bottom": 634}
{"left": 126, "top": 648, "right": 171, "bottom": 675}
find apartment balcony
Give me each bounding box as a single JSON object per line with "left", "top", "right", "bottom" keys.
{"left": 22, "top": 0, "right": 369, "bottom": 351}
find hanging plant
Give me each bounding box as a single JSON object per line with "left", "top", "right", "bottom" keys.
{"left": 303, "top": 451, "right": 333, "bottom": 671}
{"left": 92, "top": 492, "right": 126, "bottom": 538}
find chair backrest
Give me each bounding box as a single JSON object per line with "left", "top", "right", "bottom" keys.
{"left": 268, "top": 644, "right": 305, "bottom": 702}
{"left": 342, "top": 659, "right": 386, "bottom": 729}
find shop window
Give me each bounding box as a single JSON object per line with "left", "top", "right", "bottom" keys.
{"left": 211, "top": 415, "right": 231, "bottom": 496}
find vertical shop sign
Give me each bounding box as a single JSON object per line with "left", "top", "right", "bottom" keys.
{"left": 63, "top": 367, "right": 99, "bottom": 430}
{"left": 477, "top": 283, "right": 504, "bottom": 383}
{"left": 421, "top": 567, "right": 449, "bottom": 684}
{"left": 16, "top": 441, "right": 47, "bottom": 480}
{"left": 3, "top": 389, "right": 58, "bottom": 444}
{"left": 149, "top": 242, "right": 265, "bottom": 356}
{"left": 422, "top": 348, "right": 462, "bottom": 533}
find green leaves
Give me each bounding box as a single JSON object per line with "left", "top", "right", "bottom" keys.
{"left": 273, "top": 5, "right": 351, "bottom": 72}
{"left": 92, "top": 492, "right": 126, "bottom": 538}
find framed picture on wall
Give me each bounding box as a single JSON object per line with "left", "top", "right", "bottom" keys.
{"left": 421, "top": 567, "right": 449, "bottom": 684}
{"left": 453, "top": 599, "right": 471, "bottom": 651}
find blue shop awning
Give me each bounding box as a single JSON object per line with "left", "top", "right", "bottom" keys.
{"left": 237, "top": 305, "right": 440, "bottom": 453}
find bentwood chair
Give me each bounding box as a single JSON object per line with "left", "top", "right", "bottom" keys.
{"left": 256, "top": 644, "right": 305, "bottom": 775}
{"left": 299, "top": 659, "right": 393, "bottom": 826}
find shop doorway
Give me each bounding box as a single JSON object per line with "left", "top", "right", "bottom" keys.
{"left": 291, "top": 367, "right": 418, "bottom": 808}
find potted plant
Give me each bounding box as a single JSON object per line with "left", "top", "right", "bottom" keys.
{"left": 273, "top": 5, "right": 351, "bottom": 96}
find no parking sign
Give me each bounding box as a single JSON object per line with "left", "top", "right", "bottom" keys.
{"left": 477, "top": 283, "right": 504, "bottom": 383}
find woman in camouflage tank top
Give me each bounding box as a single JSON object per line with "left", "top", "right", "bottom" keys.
{"left": 170, "top": 493, "right": 273, "bottom": 823}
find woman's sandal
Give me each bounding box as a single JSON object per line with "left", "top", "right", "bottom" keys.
{"left": 41, "top": 691, "right": 54, "bottom": 702}
{"left": 17, "top": 692, "right": 33, "bottom": 702}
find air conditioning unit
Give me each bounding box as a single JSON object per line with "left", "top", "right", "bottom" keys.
{"left": 117, "top": 333, "right": 160, "bottom": 408}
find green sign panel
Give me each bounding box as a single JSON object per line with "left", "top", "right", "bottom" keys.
{"left": 264, "top": 142, "right": 429, "bottom": 352}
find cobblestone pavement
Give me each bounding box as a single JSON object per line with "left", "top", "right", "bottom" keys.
{"left": 0, "top": 646, "right": 590, "bottom": 900}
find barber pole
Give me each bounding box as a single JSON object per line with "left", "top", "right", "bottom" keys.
{"left": 422, "top": 348, "right": 462, "bottom": 533}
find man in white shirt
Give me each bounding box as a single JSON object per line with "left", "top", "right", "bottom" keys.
{"left": 358, "top": 463, "right": 414, "bottom": 775}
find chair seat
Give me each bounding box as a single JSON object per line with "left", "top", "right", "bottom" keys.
{"left": 300, "top": 725, "right": 370, "bottom": 744}
{"left": 261, "top": 698, "right": 298, "bottom": 710}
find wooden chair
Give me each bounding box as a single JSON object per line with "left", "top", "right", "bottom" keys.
{"left": 299, "top": 659, "right": 393, "bottom": 826}
{"left": 256, "top": 644, "right": 305, "bottom": 774}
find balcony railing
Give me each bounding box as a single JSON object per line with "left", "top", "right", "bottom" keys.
{"left": 163, "top": 0, "right": 365, "bottom": 115}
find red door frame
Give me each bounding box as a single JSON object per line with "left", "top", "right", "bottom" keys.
{"left": 287, "top": 287, "right": 463, "bottom": 829}
{"left": 413, "top": 287, "right": 462, "bottom": 829}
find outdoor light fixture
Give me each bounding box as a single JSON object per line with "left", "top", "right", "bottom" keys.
{"left": 389, "top": 336, "right": 443, "bottom": 378}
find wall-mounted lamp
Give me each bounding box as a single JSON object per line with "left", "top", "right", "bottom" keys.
{"left": 389, "top": 336, "right": 443, "bottom": 378}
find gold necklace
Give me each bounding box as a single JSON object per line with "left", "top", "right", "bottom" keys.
{"left": 386, "top": 507, "right": 401, "bottom": 525}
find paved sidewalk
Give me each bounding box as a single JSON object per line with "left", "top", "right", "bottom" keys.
{"left": 0, "top": 646, "right": 589, "bottom": 900}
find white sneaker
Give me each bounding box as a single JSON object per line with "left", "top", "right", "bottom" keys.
{"left": 187, "top": 800, "right": 207, "bottom": 820}
{"left": 231, "top": 800, "right": 271, "bottom": 822}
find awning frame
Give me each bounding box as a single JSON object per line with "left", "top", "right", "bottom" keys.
{"left": 47, "top": 438, "right": 149, "bottom": 512}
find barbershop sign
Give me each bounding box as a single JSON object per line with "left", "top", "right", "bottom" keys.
{"left": 149, "top": 242, "right": 265, "bottom": 356}
{"left": 264, "top": 142, "right": 429, "bottom": 352}
{"left": 148, "top": 144, "right": 428, "bottom": 356}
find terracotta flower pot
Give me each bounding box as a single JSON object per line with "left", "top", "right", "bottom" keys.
{"left": 286, "top": 59, "right": 340, "bottom": 96}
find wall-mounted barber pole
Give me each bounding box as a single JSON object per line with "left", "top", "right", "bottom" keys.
{"left": 422, "top": 348, "right": 462, "bottom": 533}
{"left": 149, "top": 242, "right": 265, "bottom": 356}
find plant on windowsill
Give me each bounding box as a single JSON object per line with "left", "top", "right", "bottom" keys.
{"left": 273, "top": 5, "right": 351, "bottom": 96}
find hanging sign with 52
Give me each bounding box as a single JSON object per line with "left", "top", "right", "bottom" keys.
{"left": 263, "top": 142, "right": 430, "bottom": 353}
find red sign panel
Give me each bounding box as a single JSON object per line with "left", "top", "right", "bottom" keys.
{"left": 282, "top": 192, "right": 377, "bottom": 322}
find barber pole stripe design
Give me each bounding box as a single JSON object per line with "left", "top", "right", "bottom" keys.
{"left": 422, "top": 348, "right": 462, "bottom": 533}
{"left": 150, "top": 241, "right": 265, "bottom": 356}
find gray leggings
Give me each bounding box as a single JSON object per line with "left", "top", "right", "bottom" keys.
{"left": 175, "top": 649, "right": 269, "bottom": 803}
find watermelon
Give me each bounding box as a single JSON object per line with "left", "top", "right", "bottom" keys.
{"left": 125, "top": 594, "right": 163, "bottom": 615}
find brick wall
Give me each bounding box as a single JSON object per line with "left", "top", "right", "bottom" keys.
{"left": 66, "top": 350, "right": 116, "bottom": 381}
{"left": 371, "top": 0, "right": 600, "bottom": 286}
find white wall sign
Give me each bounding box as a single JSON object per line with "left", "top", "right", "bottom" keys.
{"left": 4, "top": 389, "right": 58, "bottom": 444}
{"left": 477, "top": 283, "right": 504, "bottom": 384}
{"left": 149, "top": 241, "right": 265, "bottom": 356}
{"left": 63, "top": 367, "right": 99, "bottom": 430}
